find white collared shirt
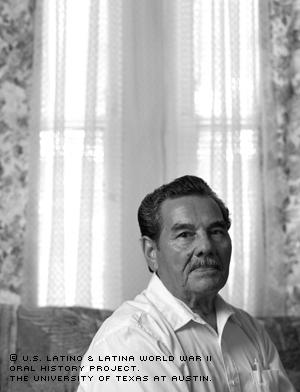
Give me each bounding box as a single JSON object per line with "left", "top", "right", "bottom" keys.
{"left": 77, "top": 274, "right": 295, "bottom": 392}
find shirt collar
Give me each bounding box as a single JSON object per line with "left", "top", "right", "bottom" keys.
{"left": 214, "top": 294, "right": 242, "bottom": 335}
{"left": 145, "top": 274, "right": 239, "bottom": 333}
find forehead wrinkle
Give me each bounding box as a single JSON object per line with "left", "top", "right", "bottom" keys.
{"left": 171, "top": 222, "right": 196, "bottom": 232}
{"left": 160, "top": 195, "right": 224, "bottom": 233}
{"left": 171, "top": 218, "right": 227, "bottom": 233}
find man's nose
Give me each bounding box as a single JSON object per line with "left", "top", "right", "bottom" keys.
{"left": 194, "top": 231, "right": 213, "bottom": 255}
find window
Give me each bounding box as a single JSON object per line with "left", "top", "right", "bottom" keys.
{"left": 38, "top": 0, "right": 108, "bottom": 306}
{"left": 193, "top": 0, "right": 261, "bottom": 304}
{"left": 30, "top": 0, "right": 264, "bottom": 313}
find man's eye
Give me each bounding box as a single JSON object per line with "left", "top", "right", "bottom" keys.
{"left": 210, "top": 229, "right": 226, "bottom": 236}
{"left": 178, "top": 231, "right": 194, "bottom": 238}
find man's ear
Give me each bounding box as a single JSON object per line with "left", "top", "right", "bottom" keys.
{"left": 140, "top": 236, "right": 159, "bottom": 273}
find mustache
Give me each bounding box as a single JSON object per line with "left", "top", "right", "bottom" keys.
{"left": 190, "top": 255, "right": 222, "bottom": 271}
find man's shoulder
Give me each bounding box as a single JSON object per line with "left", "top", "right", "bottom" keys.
{"left": 230, "top": 304, "right": 266, "bottom": 336}
{"left": 92, "top": 291, "right": 173, "bottom": 345}
{"left": 101, "top": 296, "right": 152, "bottom": 334}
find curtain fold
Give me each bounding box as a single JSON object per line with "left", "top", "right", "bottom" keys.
{"left": 286, "top": 0, "right": 300, "bottom": 316}
{"left": 23, "top": 0, "right": 43, "bottom": 306}
{"left": 260, "top": 0, "right": 287, "bottom": 315}
{"left": 121, "top": 0, "right": 167, "bottom": 301}
{"left": 75, "top": 0, "right": 99, "bottom": 305}
{"left": 47, "top": 0, "right": 67, "bottom": 305}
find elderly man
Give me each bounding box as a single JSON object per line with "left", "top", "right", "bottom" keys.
{"left": 78, "top": 175, "right": 295, "bottom": 391}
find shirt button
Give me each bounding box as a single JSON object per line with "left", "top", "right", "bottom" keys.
{"left": 229, "top": 378, "right": 239, "bottom": 388}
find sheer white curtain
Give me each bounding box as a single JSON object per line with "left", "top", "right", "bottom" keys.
{"left": 26, "top": 0, "right": 125, "bottom": 309}
{"left": 166, "top": 0, "right": 271, "bottom": 315}
{"left": 193, "top": 0, "right": 266, "bottom": 315}
{"left": 25, "top": 0, "right": 280, "bottom": 315}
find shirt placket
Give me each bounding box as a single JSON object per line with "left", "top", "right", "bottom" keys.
{"left": 220, "top": 340, "right": 241, "bottom": 392}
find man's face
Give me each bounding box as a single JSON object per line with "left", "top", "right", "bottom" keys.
{"left": 154, "top": 195, "right": 232, "bottom": 302}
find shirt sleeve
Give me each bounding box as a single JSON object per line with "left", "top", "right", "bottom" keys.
{"left": 258, "top": 322, "right": 296, "bottom": 392}
{"left": 77, "top": 325, "right": 191, "bottom": 392}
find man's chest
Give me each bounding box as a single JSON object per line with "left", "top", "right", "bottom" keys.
{"left": 175, "top": 321, "right": 276, "bottom": 392}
